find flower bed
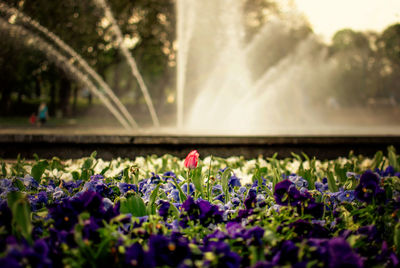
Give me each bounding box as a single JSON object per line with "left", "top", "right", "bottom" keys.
{"left": 1, "top": 148, "right": 400, "bottom": 267}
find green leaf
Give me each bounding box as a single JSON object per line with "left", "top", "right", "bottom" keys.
{"left": 122, "top": 167, "right": 130, "bottom": 182}
{"left": 171, "top": 177, "right": 187, "bottom": 202}
{"left": 7, "top": 191, "right": 32, "bottom": 243}
{"left": 327, "top": 171, "right": 338, "bottom": 192}
{"left": 334, "top": 163, "right": 347, "bottom": 183}
{"left": 1, "top": 162, "right": 7, "bottom": 177}
{"left": 50, "top": 157, "right": 64, "bottom": 170}
{"left": 291, "top": 152, "right": 302, "bottom": 162}
{"left": 221, "top": 168, "right": 232, "bottom": 203}
{"left": 12, "top": 178, "right": 24, "bottom": 190}
{"left": 301, "top": 152, "right": 311, "bottom": 164}
{"left": 80, "top": 169, "right": 90, "bottom": 181}
{"left": 100, "top": 166, "right": 110, "bottom": 175}
{"left": 72, "top": 171, "right": 80, "bottom": 180}
{"left": 31, "top": 160, "right": 49, "bottom": 182}
{"left": 372, "top": 151, "right": 383, "bottom": 170}
{"left": 388, "top": 146, "right": 399, "bottom": 171}
{"left": 120, "top": 194, "right": 147, "bottom": 217}
{"left": 272, "top": 167, "right": 281, "bottom": 190}
{"left": 192, "top": 167, "right": 204, "bottom": 198}
{"left": 82, "top": 158, "right": 93, "bottom": 170}
{"left": 147, "top": 184, "right": 161, "bottom": 215}
{"left": 168, "top": 201, "right": 180, "bottom": 219}
{"left": 90, "top": 151, "right": 97, "bottom": 159}
{"left": 33, "top": 153, "right": 39, "bottom": 162}
{"left": 394, "top": 222, "right": 400, "bottom": 256}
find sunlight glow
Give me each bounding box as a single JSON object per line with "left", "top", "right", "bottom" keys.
{"left": 294, "top": 0, "right": 400, "bottom": 42}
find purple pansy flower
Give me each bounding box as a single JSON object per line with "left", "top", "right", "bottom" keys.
{"left": 355, "top": 170, "right": 385, "bottom": 203}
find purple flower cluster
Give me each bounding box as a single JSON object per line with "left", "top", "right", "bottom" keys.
{"left": 274, "top": 179, "right": 324, "bottom": 218}
{"left": 180, "top": 196, "right": 223, "bottom": 227}
{"left": 0, "top": 156, "right": 399, "bottom": 268}
{"left": 355, "top": 170, "right": 385, "bottom": 203}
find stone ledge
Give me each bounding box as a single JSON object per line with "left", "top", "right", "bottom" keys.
{"left": 1, "top": 134, "right": 400, "bottom": 159}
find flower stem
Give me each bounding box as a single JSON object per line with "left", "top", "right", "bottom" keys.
{"left": 207, "top": 155, "right": 213, "bottom": 202}
{"left": 187, "top": 169, "right": 190, "bottom": 196}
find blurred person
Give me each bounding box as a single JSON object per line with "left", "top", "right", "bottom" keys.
{"left": 38, "top": 102, "right": 48, "bottom": 126}
{"left": 29, "top": 113, "right": 37, "bottom": 125}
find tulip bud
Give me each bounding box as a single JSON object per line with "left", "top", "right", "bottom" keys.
{"left": 184, "top": 150, "right": 199, "bottom": 169}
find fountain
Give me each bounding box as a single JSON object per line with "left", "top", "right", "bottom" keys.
{"left": 0, "top": 0, "right": 335, "bottom": 134}
{"left": 176, "top": 0, "right": 336, "bottom": 134}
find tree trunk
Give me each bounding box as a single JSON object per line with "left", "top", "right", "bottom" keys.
{"left": 0, "top": 86, "right": 11, "bottom": 116}
{"left": 72, "top": 85, "right": 78, "bottom": 115}
{"left": 49, "top": 80, "right": 56, "bottom": 117}
{"left": 17, "top": 90, "right": 22, "bottom": 106}
{"left": 58, "top": 74, "right": 71, "bottom": 117}
{"left": 88, "top": 92, "right": 92, "bottom": 105}
{"left": 35, "top": 77, "right": 41, "bottom": 98}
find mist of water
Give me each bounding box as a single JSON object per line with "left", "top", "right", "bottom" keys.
{"left": 176, "top": 0, "right": 337, "bottom": 134}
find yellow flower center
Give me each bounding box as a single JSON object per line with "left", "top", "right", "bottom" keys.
{"left": 168, "top": 242, "right": 176, "bottom": 251}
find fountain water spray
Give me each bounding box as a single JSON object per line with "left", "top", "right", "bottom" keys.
{"left": 94, "top": 0, "right": 160, "bottom": 127}
{"left": 176, "top": 0, "right": 197, "bottom": 128}
{"left": 0, "top": 17, "right": 133, "bottom": 130}
{"left": 0, "top": 1, "right": 139, "bottom": 129}
{"left": 177, "top": 0, "right": 336, "bottom": 133}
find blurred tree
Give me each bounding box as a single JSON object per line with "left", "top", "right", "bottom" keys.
{"left": 0, "top": 26, "right": 47, "bottom": 116}
{"left": 329, "top": 29, "right": 380, "bottom": 105}
{"left": 379, "top": 23, "right": 400, "bottom": 67}
{"left": 242, "top": 0, "right": 278, "bottom": 41}
{"left": 105, "top": 0, "right": 175, "bottom": 109}
{"left": 377, "top": 23, "right": 400, "bottom": 102}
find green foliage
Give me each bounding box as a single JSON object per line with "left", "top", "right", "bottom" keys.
{"left": 394, "top": 222, "right": 400, "bottom": 256}
{"left": 379, "top": 23, "right": 400, "bottom": 67}
{"left": 220, "top": 168, "right": 232, "bottom": 203}
{"left": 1, "top": 151, "right": 400, "bottom": 267}
{"left": 31, "top": 160, "right": 49, "bottom": 182}
{"left": 191, "top": 167, "right": 204, "bottom": 198}
{"left": 50, "top": 157, "right": 64, "bottom": 171}
{"left": 120, "top": 194, "right": 147, "bottom": 217}
{"left": 372, "top": 151, "right": 384, "bottom": 170}
{"left": 12, "top": 178, "right": 25, "bottom": 191}
{"left": 327, "top": 171, "right": 338, "bottom": 192}
{"left": 171, "top": 176, "right": 187, "bottom": 202}
{"left": 80, "top": 151, "right": 97, "bottom": 181}
{"left": 388, "top": 146, "right": 399, "bottom": 171}
{"left": 1, "top": 161, "right": 6, "bottom": 177}
{"left": 7, "top": 191, "right": 33, "bottom": 243}
{"left": 11, "top": 154, "right": 27, "bottom": 177}
{"left": 147, "top": 184, "right": 161, "bottom": 215}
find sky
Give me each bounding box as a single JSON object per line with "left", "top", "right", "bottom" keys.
{"left": 293, "top": 0, "right": 400, "bottom": 42}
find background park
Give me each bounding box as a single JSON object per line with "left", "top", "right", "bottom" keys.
{"left": 0, "top": 0, "right": 399, "bottom": 134}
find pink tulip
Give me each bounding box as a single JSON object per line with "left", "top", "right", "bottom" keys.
{"left": 184, "top": 150, "right": 199, "bottom": 169}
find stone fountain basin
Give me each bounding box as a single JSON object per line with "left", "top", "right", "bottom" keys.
{"left": 1, "top": 129, "right": 399, "bottom": 159}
